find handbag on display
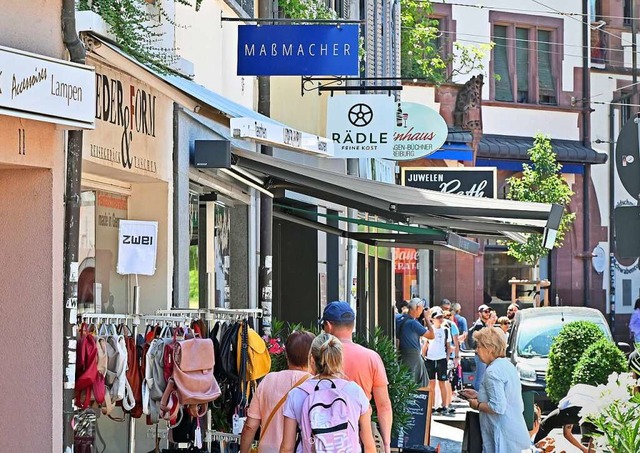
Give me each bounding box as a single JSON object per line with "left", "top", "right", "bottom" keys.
{"left": 161, "top": 337, "right": 221, "bottom": 419}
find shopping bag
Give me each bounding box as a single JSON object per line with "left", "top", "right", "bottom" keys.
{"left": 461, "top": 410, "right": 483, "bottom": 453}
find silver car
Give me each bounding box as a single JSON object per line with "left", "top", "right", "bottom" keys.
{"left": 506, "top": 306, "right": 617, "bottom": 413}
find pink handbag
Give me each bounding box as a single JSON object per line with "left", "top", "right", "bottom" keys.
{"left": 161, "top": 337, "right": 221, "bottom": 419}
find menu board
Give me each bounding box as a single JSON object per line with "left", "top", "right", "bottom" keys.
{"left": 391, "top": 388, "right": 432, "bottom": 449}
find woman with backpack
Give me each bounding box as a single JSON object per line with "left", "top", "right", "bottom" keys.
{"left": 240, "top": 330, "right": 314, "bottom": 453}
{"left": 280, "top": 333, "right": 376, "bottom": 453}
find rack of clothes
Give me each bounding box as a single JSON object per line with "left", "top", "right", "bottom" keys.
{"left": 75, "top": 307, "right": 266, "bottom": 453}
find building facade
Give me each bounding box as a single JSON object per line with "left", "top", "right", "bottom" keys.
{"left": 395, "top": 0, "right": 610, "bottom": 326}
{"left": 0, "top": 1, "right": 95, "bottom": 451}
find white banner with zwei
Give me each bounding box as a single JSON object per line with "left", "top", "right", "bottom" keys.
{"left": 117, "top": 220, "right": 158, "bottom": 276}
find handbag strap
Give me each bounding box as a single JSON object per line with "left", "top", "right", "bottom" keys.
{"left": 259, "top": 374, "right": 310, "bottom": 440}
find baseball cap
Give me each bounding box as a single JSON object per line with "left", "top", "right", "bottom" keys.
{"left": 407, "top": 297, "right": 425, "bottom": 310}
{"left": 322, "top": 301, "right": 355, "bottom": 322}
{"left": 431, "top": 306, "right": 444, "bottom": 318}
{"left": 441, "top": 298, "right": 452, "bottom": 307}
{"left": 478, "top": 304, "right": 490, "bottom": 312}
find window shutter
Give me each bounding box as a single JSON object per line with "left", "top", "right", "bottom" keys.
{"left": 537, "top": 30, "right": 556, "bottom": 104}
{"left": 516, "top": 28, "right": 529, "bottom": 103}
{"left": 493, "top": 25, "right": 513, "bottom": 102}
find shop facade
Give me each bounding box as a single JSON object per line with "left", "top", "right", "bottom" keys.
{"left": 0, "top": 3, "right": 95, "bottom": 449}
{"left": 77, "top": 54, "right": 175, "bottom": 452}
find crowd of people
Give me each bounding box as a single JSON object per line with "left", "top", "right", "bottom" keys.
{"left": 240, "top": 301, "right": 391, "bottom": 453}
{"left": 395, "top": 296, "right": 545, "bottom": 452}
{"left": 239, "top": 296, "right": 555, "bottom": 453}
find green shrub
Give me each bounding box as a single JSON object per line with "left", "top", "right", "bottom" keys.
{"left": 356, "top": 327, "right": 418, "bottom": 435}
{"left": 572, "top": 338, "right": 628, "bottom": 387}
{"left": 546, "top": 321, "right": 606, "bottom": 403}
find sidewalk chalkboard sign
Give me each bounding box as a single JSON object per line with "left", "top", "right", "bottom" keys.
{"left": 391, "top": 388, "right": 432, "bottom": 449}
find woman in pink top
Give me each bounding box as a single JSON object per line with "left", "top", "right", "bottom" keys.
{"left": 240, "top": 331, "right": 314, "bottom": 453}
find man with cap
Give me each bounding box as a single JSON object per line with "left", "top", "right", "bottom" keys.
{"left": 396, "top": 297, "right": 435, "bottom": 388}
{"left": 322, "top": 301, "right": 393, "bottom": 453}
{"left": 467, "top": 304, "right": 495, "bottom": 390}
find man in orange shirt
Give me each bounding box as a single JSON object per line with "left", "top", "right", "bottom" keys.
{"left": 322, "top": 301, "right": 393, "bottom": 453}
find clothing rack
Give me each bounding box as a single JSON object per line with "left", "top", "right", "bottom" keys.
{"left": 78, "top": 307, "right": 263, "bottom": 452}
{"left": 207, "top": 430, "right": 241, "bottom": 453}
{"left": 79, "top": 313, "right": 135, "bottom": 324}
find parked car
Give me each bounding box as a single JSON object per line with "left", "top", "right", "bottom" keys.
{"left": 506, "top": 306, "right": 623, "bottom": 413}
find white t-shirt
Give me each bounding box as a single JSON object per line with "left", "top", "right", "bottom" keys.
{"left": 426, "top": 326, "right": 448, "bottom": 360}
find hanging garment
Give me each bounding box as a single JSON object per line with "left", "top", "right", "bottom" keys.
{"left": 75, "top": 327, "right": 106, "bottom": 409}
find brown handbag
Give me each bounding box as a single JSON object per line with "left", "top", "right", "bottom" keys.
{"left": 161, "top": 337, "right": 221, "bottom": 419}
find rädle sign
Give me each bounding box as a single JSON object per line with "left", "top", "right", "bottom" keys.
{"left": 327, "top": 94, "right": 396, "bottom": 158}
{"left": 402, "top": 167, "right": 497, "bottom": 198}
{"left": 237, "top": 25, "right": 359, "bottom": 76}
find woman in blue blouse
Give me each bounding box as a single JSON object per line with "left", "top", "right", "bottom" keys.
{"left": 460, "top": 327, "right": 530, "bottom": 453}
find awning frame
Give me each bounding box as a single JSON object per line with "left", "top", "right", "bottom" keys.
{"left": 231, "top": 149, "right": 563, "bottom": 242}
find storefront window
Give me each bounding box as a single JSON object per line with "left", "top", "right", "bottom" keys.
{"left": 214, "top": 203, "right": 230, "bottom": 308}
{"left": 484, "top": 247, "right": 534, "bottom": 303}
{"left": 78, "top": 190, "right": 128, "bottom": 314}
{"left": 395, "top": 247, "right": 419, "bottom": 304}
{"left": 189, "top": 191, "right": 199, "bottom": 308}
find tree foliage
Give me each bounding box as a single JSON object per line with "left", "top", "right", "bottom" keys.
{"left": 400, "top": 0, "right": 491, "bottom": 83}
{"left": 506, "top": 133, "right": 576, "bottom": 265}
{"left": 546, "top": 321, "right": 606, "bottom": 403}
{"left": 572, "top": 338, "right": 628, "bottom": 388}
{"left": 78, "top": 0, "right": 201, "bottom": 73}
{"left": 278, "top": 0, "right": 338, "bottom": 20}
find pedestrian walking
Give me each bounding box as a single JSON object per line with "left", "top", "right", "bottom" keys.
{"left": 424, "top": 307, "right": 454, "bottom": 414}
{"left": 467, "top": 304, "right": 494, "bottom": 390}
{"left": 396, "top": 298, "right": 435, "bottom": 387}
{"left": 280, "top": 333, "right": 376, "bottom": 453}
{"left": 240, "top": 330, "right": 314, "bottom": 453}
{"left": 460, "top": 327, "right": 531, "bottom": 453}
{"left": 322, "top": 301, "right": 393, "bottom": 453}
{"left": 451, "top": 302, "right": 468, "bottom": 349}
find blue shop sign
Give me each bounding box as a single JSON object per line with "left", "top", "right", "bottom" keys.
{"left": 237, "top": 25, "right": 359, "bottom": 76}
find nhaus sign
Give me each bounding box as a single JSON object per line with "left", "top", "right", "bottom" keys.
{"left": 237, "top": 25, "right": 359, "bottom": 76}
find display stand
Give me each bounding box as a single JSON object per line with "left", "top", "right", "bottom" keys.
{"left": 128, "top": 282, "right": 140, "bottom": 453}
{"left": 208, "top": 430, "right": 242, "bottom": 453}
{"left": 79, "top": 306, "right": 263, "bottom": 452}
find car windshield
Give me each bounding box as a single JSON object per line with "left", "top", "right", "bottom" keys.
{"left": 516, "top": 314, "right": 611, "bottom": 358}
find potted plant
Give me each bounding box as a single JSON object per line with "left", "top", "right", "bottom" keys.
{"left": 546, "top": 321, "right": 606, "bottom": 403}
{"left": 578, "top": 372, "right": 640, "bottom": 452}
{"left": 356, "top": 327, "right": 419, "bottom": 436}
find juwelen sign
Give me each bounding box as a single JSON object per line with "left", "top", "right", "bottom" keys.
{"left": 237, "top": 25, "right": 359, "bottom": 76}
{"left": 402, "top": 167, "right": 497, "bottom": 198}
{"left": 393, "top": 102, "right": 448, "bottom": 161}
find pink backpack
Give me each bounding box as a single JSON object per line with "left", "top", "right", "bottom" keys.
{"left": 298, "top": 378, "right": 360, "bottom": 453}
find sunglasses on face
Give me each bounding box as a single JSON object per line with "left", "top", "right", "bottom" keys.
{"left": 481, "top": 309, "right": 491, "bottom": 313}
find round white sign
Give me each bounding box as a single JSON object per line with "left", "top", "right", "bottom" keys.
{"left": 391, "top": 102, "right": 448, "bottom": 161}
